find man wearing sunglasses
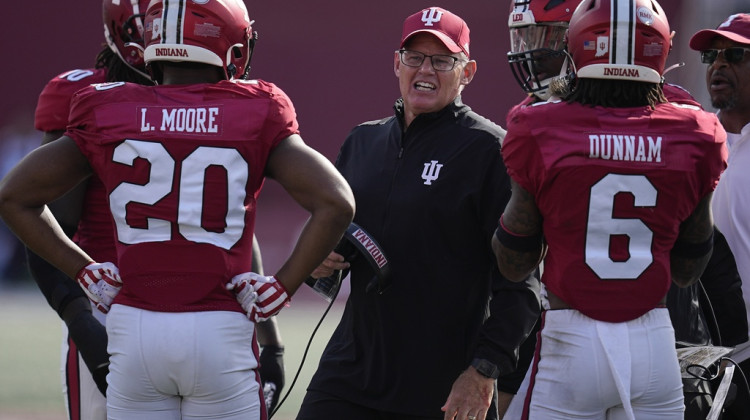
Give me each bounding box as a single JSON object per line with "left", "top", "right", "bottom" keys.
{"left": 298, "top": 7, "right": 540, "bottom": 420}
{"left": 690, "top": 13, "right": 750, "bottom": 420}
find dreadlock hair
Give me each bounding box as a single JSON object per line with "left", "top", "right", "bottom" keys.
{"left": 94, "top": 45, "right": 152, "bottom": 85}
{"left": 565, "top": 78, "right": 667, "bottom": 109}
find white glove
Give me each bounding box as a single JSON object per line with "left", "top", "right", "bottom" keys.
{"left": 75, "top": 262, "right": 122, "bottom": 314}
{"left": 227, "top": 272, "right": 290, "bottom": 322}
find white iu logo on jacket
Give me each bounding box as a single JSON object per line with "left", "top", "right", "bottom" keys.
{"left": 422, "top": 160, "right": 443, "bottom": 185}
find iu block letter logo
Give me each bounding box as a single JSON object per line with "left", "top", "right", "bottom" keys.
{"left": 421, "top": 7, "right": 443, "bottom": 27}
{"left": 422, "top": 160, "right": 443, "bottom": 185}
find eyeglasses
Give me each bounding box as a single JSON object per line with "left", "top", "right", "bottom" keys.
{"left": 700, "top": 47, "right": 750, "bottom": 65}
{"left": 397, "top": 49, "right": 465, "bottom": 72}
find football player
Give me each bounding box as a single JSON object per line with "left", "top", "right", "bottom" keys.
{"left": 28, "top": 2, "right": 151, "bottom": 419}
{"left": 20, "top": 0, "right": 301, "bottom": 418}
{"left": 494, "top": 0, "right": 726, "bottom": 418}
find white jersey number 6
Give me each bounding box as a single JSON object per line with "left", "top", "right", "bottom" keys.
{"left": 585, "top": 173, "right": 656, "bottom": 279}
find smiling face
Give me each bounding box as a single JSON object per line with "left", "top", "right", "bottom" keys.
{"left": 394, "top": 33, "right": 476, "bottom": 128}
{"left": 706, "top": 37, "right": 750, "bottom": 132}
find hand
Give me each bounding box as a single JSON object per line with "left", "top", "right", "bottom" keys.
{"left": 259, "top": 345, "right": 285, "bottom": 412}
{"left": 441, "top": 367, "right": 495, "bottom": 420}
{"left": 227, "top": 272, "right": 290, "bottom": 322}
{"left": 75, "top": 262, "right": 122, "bottom": 314}
{"left": 309, "top": 251, "right": 349, "bottom": 279}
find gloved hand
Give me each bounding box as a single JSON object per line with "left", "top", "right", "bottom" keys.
{"left": 75, "top": 262, "right": 122, "bottom": 314}
{"left": 259, "top": 345, "right": 285, "bottom": 412}
{"left": 226, "top": 273, "right": 290, "bottom": 322}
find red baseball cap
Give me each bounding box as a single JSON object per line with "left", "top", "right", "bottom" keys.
{"left": 400, "top": 7, "right": 470, "bottom": 58}
{"left": 689, "top": 13, "right": 750, "bottom": 50}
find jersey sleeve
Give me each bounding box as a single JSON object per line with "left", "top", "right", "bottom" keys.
{"left": 257, "top": 80, "right": 300, "bottom": 148}
{"left": 65, "top": 86, "right": 108, "bottom": 170}
{"left": 34, "top": 69, "right": 106, "bottom": 132}
{"left": 502, "top": 106, "right": 544, "bottom": 196}
{"left": 663, "top": 83, "right": 702, "bottom": 108}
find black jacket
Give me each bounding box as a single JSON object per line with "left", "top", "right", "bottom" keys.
{"left": 306, "top": 97, "right": 541, "bottom": 417}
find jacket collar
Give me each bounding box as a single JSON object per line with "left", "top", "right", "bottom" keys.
{"left": 393, "top": 96, "right": 465, "bottom": 128}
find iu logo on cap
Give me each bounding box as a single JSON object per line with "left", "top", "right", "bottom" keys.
{"left": 421, "top": 7, "right": 443, "bottom": 27}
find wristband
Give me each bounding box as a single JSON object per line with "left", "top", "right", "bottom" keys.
{"left": 494, "top": 215, "right": 543, "bottom": 252}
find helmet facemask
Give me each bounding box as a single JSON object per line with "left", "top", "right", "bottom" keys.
{"left": 102, "top": 0, "right": 151, "bottom": 80}
{"left": 508, "top": 23, "right": 569, "bottom": 99}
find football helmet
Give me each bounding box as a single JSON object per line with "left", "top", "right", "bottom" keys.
{"left": 507, "top": 0, "right": 583, "bottom": 99}
{"left": 143, "top": 0, "right": 257, "bottom": 80}
{"left": 567, "top": 0, "right": 671, "bottom": 83}
{"left": 103, "top": 0, "right": 151, "bottom": 79}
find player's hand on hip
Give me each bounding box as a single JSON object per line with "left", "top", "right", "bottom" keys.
{"left": 75, "top": 262, "right": 122, "bottom": 314}
{"left": 227, "top": 272, "right": 290, "bottom": 322}
{"left": 309, "top": 251, "right": 349, "bottom": 279}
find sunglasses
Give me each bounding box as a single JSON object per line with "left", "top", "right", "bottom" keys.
{"left": 700, "top": 47, "right": 750, "bottom": 65}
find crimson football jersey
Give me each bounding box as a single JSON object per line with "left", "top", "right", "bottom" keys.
{"left": 34, "top": 68, "right": 117, "bottom": 263}
{"left": 503, "top": 100, "right": 726, "bottom": 322}
{"left": 67, "top": 79, "right": 299, "bottom": 313}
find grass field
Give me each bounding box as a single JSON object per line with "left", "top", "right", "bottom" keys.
{"left": 0, "top": 283, "right": 345, "bottom": 420}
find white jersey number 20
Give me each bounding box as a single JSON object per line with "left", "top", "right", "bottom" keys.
{"left": 109, "top": 139, "right": 248, "bottom": 250}
{"left": 585, "top": 174, "right": 656, "bottom": 279}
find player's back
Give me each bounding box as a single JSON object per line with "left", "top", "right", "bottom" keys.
{"left": 503, "top": 100, "right": 726, "bottom": 322}
{"left": 67, "top": 79, "right": 299, "bottom": 313}
{"left": 35, "top": 68, "right": 118, "bottom": 263}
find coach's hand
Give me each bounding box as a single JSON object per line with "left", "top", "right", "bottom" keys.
{"left": 75, "top": 262, "right": 122, "bottom": 314}
{"left": 441, "top": 367, "right": 494, "bottom": 420}
{"left": 310, "top": 251, "right": 349, "bottom": 279}
{"left": 227, "top": 273, "right": 290, "bottom": 322}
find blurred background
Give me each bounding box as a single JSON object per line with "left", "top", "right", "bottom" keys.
{"left": 0, "top": 0, "right": 747, "bottom": 418}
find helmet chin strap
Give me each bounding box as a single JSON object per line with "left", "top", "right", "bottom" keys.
{"left": 531, "top": 52, "right": 575, "bottom": 101}
{"left": 546, "top": 52, "right": 576, "bottom": 100}
{"left": 661, "top": 61, "right": 685, "bottom": 82}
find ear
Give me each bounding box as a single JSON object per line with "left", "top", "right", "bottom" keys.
{"left": 394, "top": 51, "right": 401, "bottom": 78}
{"left": 461, "top": 60, "right": 477, "bottom": 85}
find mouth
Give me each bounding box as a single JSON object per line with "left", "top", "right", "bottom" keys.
{"left": 414, "top": 81, "right": 436, "bottom": 92}
{"left": 709, "top": 73, "right": 733, "bottom": 92}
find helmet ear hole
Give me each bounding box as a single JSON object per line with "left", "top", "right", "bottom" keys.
{"left": 227, "top": 63, "right": 237, "bottom": 77}
{"left": 232, "top": 46, "right": 244, "bottom": 59}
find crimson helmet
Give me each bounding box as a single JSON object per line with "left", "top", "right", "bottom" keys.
{"left": 103, "top": 0, "right": 151, "bottom": 78}
{"left": 567, "top": 0, "right": 671, "bottom": 83}
{"left": 143, "top": 0, "right": 257, "bottom": 80}
{"left": 507, "top": 0, "right": 583, "bottom": 99}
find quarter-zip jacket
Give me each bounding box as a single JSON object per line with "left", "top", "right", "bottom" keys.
{"left": 306, "top": 97, "right": 541, "bottom": 417}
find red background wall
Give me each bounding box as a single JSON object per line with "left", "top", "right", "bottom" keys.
{"left": 0, "top": 0, "right": 689, "bottom": 279}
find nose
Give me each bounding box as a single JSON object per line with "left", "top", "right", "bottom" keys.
{"left": 418, "top": 57, "right": 436, "bottom": 73}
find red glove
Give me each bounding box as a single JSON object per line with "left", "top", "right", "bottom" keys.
{"left": 227, "top": 273, "right": 290, "bottom": 322}
{"left": 75, "top": 262, "right": 122, "bottom": 314}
